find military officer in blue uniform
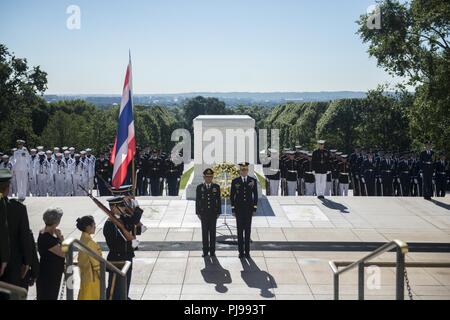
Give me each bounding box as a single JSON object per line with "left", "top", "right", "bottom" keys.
{"left": 104, "top": 196, "right": 143, "bottom": 300}
{"left": 165, "top": 154, "right": 184, "bottom": 196}
{"left": 434, "top": 152, "right": 448, "bottom": 197}
{"left": 196, "top": 168, "right": 221, "bottom": 257}
{"left": 95, "top": 151, "right": 112, "bottom": 196}
{"left": 420, "top": 141, "right": 434, "bottom": 200}
{"left": 230, "top": 162, "right": 258, "bottom": 259}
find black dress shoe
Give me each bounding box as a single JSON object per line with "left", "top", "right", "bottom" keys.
{"left": 238, "top": 254, "right": 244, "bottom": 259}
{"left": 210, "top": 252, "right": 216, "bottom": 257}
{"left": 202, "top": 253, "right": 208, "bottom": 257}
{"left": 245, "top": 253, "right": 251, "bottom": 259}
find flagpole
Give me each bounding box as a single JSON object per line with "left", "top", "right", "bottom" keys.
{"left": 129, "top": 49, "right": 137, "bottom": 196}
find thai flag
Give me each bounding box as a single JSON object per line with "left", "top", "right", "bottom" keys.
{"left": 110, "top": 53, "right": 136, "bottom": 188}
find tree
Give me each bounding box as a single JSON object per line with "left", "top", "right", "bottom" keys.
{"left": 357, "top": 0, "right": 450, "bottom": 152}
{"left": 182, "top": 96, "right": 227, "bottom": 132}
{"left": 0, "top": 44, "right": 48, "bottom": 150}
{"left": 316, "top": 99, "right": 363, "bottom": 153}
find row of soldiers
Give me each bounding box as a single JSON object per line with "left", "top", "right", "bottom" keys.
{"left": 262, "top": 141, "right": 449, "bottom": 198}
{"left": 0, "top": 140, "right": 102, "bottom": 199}
{"left": 135, "top": 148, "right": 184, "bottom": 197}
{"left": 0, "top": 141, "right": 185, "bottom": 200}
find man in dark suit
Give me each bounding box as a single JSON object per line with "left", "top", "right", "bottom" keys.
{"left": 0, "top": 169, "right": 33, "bottom": 288}
{"left": 196, "top": 168, "right": 221, "bottom": 257}
{"left": 420, "top": 141, "right": 434, "bottom": 200}
{"left": 230, "top": 162, "right": 258, "bottom": 259}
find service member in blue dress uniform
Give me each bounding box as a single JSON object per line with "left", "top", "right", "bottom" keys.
{"left": 434, "top": 152, "right": 448, "bottom": 197}
{"left": 104, "top": 196, "right": 143, "bottom": 300}
{"left": 230, "top": 163, "right": 258, "bottom": 259}
{"left": 420, "top": 141, "right": 434, "bottom": 200}
{"left": 196, "top": 168, "right": 221, "bottom": 257}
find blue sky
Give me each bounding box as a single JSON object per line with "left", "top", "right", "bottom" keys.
{"left": 0, "top": 0, "right": 400, "bottom": 94}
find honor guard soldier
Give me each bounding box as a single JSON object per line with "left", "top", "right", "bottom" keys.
{"left": 398, "top": 152, "right": 412, "bottom": 196}
{"left": 312, "top": 140, "right": 331, "bottom": 199}
{"left": 337, "top": 154, "right": 350, "bottom": 196}
{"left": 0, "top": 168, "right": 33, "bottom": 288}
{"left": 349, "top": 146, "right": 362, "bottom": 196}
{"left": 45, "top": 150, "right": 55, "bottom": 196}
{"left": 262, "top": 149, "right": 280, "bottom": 196}
{"left": 28, "top": 149, "right": 38, "bottom": 196}
{"left": 230, "top": 162, "right": 258, "bottom": 259}
{"left": 12, "top": 140, "right": 30, "bottom": 201}
{"left": 361, "top": 151, "right": 377, "bottom": 196}
{"left": 196, "top": 168, "right": 221, "bottom": 257}
{"left": 379, "top": 151, "right": 396, "bottom": 196}
{"left": 69, "top": 147, "right": 75, "bottom": 159}
{"left": 326, "top": 150, "right": 337, "bottom": 195}
{"left": 146, "top": 149, "right": 163, "bottom": 196}
{"left": 420, "top": 141, "right": 434, "bottom": 200}
{"left": 303, "top": 153, "right": 316, "bottom": 196}
{"left": 71, "top": 154, "right": 87, "bottom": 196}
{"left": 85, "top": 149, "right": 96, "bottom": 193}
{"left": 435, "top": 152, "right": 448, "bottom": 197}
{"left": 282, "top": 151, "right": 298, "bottom": 196}
{"left": 35, "top": 152, "right": 49, "bottom": 196}
{"left": 63, "top": 151, "right": 73, "bottom": 196}
{"left": 96, "top": 152, "right": 112, "bottom": 196}
{"left": 52, "top": 153, "right": 67, "bottom": 196}
{"left": 410, "top": 152, "right": 421, "bottom": 196}
{"left": 165, "top": 154, "right": 184, "bottom": 196}
{"left": 104, "top": 196, "right": 143, "bottom": 300}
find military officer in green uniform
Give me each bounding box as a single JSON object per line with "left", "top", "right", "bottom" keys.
{"left": 230, "top": 162, "right": 258, "bottom": 259}
{"left": 196, "top": 168, "right": 221, "bottom": 257}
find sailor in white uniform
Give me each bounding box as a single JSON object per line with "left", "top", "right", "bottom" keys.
{"left": 52, "top": 153, "right": 67, "bottom": 196}
{"left": 63, "top": 150, "right": 73, "bottom": 195}
{"left": 85, "top": 148, "right": 96, "bottom": 193}
{"left": 71, "top": 153, "right": 87, "bottom": 196}
{"left": 12, "top": 140, "right": 30, "bottom": 201}
{"left": 45, "top": 150, "right": 55, "bottom": 196}
{"left": 36, "top": 151, "right": 50, "bottom": 196}
{"left": 28, "top": 148, "right": 38, "bottom": 196}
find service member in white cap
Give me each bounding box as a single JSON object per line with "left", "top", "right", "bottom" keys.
{"left": 63, "top": 150, "right": 73, "bottom": 195}
{"left": 311, "top": 140, "right": 331, "bottom": 199}
{"left": 36, "top": 151, "right": 50, "bottom": 196}
{"left": 52, "top": 153, "right": 67, "bottom": 196}
{"left": 72, "top": 153, "right": 87, "bottom": 196}
{"left": 28, "top": 148, "right": 38, "bottom": 196}
{"left": 85, "top": 148, "right": 96, "bottom": 193}
{"left": 79, "top": 151, "right": 90, "bottom": 192}
{"left": 12, "top": 140, "right": 30, "bottom": 201}
{"left": 45, "top": 150, "right": 55, "bottom": 196}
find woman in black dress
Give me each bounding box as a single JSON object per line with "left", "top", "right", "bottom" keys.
{"left": 36, "top": 208, "right": 65, "bottom": 300}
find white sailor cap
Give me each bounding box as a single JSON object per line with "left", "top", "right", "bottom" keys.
{"left": 45, "top": 150, "right": 52, "bottom": 154}
{"left": 56, "top": 153, "right": 63, "bottom": 157}
{"left": 80, "top": 150, "right": 86, "bottom": 155}
{"left": 30, "top": 149, "right": 37, "bottom": 153}
{"left": 64, "top": 150, "right": 70, "bottom": 155}
{"left": 74, "top": 153, "right": 81, "bottom": 157}
{"left": 317, "top": 140, "right": 326, "bottom": 144}
{"left": 69, "top": 147, "right": 75, "bottom": 151}
{"left": 85, "top": 148, "right": 92, "bottom": 152}
{"left": 2, "top": 154, "right": 9, "bottom": 159}
{"left": 38, "top": 151, "right": 45, "bottom": 156}
{"left": 37, "top": 146, "right": 44, "bottom": 150}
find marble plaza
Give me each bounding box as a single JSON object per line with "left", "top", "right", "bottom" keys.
{"left": 23, "top": 195, "right": 450, "bottom": 300}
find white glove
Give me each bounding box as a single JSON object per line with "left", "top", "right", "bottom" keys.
{"left": 132, "top": 239, "right": 139, "bottom": 249}
{"left": 131, "top": 198, "right": 139, "bottom": 208}
{"left": 140, "top": 224, "right": 148, "bottom": 233}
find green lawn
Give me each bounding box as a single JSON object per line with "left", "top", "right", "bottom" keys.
{"left": 179, "top": 166, "right": 194, "bottom": 190}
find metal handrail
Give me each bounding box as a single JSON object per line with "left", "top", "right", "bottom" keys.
{"left": 329, "top": 239, "right": 409, "bottom": 300}
{"left": 62, "top": 238, "right": 131, "bottom": 300}
{"left": 0, "top": 281, "right": 28, "bottom": 300}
